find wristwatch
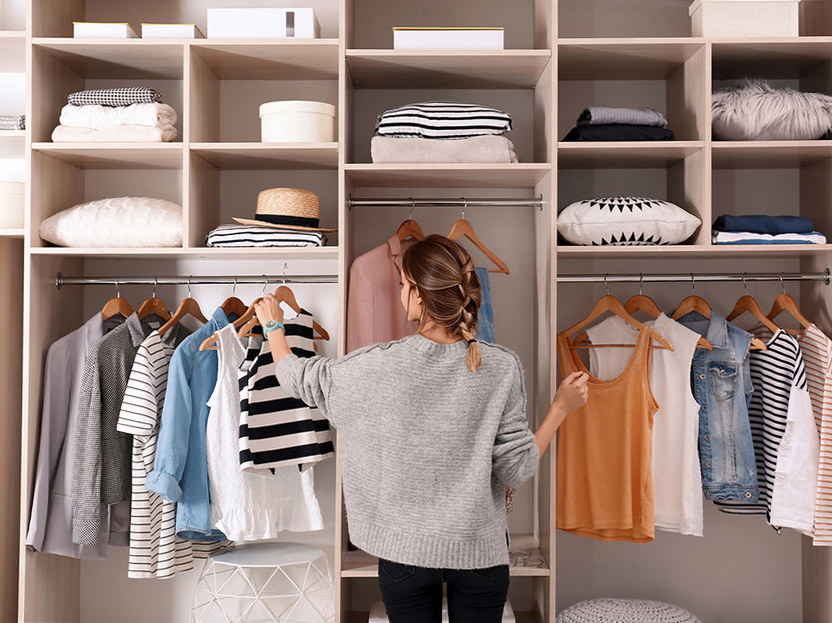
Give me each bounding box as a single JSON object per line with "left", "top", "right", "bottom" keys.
{"left": 262, "top": 319, "right": 285, "bottom": 337}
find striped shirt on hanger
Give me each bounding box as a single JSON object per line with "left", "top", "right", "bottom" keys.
{"left": 238, "top": 310, "right": 334, "bottom": 473}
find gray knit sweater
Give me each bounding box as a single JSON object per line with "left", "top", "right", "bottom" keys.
{"left": 275, "top": 334, "right": 539, "bottom": 570}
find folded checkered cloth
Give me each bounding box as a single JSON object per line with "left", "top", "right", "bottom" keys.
{"left": 68, "top": 87, "right": 163, "bottom": 107}
{"left": 0, "top": 115, "right": 25, "bottom": 130}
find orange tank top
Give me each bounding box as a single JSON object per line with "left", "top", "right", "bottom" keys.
{"left": 556, "top": 325, "right": 658, "bottom": 543}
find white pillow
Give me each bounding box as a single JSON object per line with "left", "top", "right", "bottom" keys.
{"left": 38, "top": 196, "right": 182, "bottom": 247}
{"left": 557, "top": 197, "right": 701, "bottom": 246}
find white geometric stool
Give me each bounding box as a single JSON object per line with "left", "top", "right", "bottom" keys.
{"left": 191, "top": 542, "right": 334, "bottom": 623}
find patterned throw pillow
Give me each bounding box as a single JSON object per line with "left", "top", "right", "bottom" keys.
{"left": 557, "top": 196, "right": 701, "bottom": 246}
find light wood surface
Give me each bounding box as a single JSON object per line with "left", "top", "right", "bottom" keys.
{"left": 0, "top": 229, "right": 25, "bottom": 238}
{"left": 0, "top": 31, "right": 25, "bottom": 71}
{"left": 711, "top": 38, "right": 832, "bottom": 80}
{"left": 191, "top": 40, "right": 340, "bottom": 80}
{"left": 0, "top": 131, "right": 25, "bottom": 157}
{"left": 712, "top": 142, "right": 832, "bottom": 168}
{"left": 32, "top": 143, "right": 183, "bottom": 169}
{"left": 191, "top": 142, "right": 339, "bottom": 169}
{"left": 558, "top": 38, "right": 705, "bottom": 80}
{"left": 558, "top": 142, "right": 704, "bottom": 168}
{"left": 345, "top": 163, "right": 552, "bottom": 188}
{"left": 31, "top": 246, "right": 340, "bottom": 259}
{"left": 31, "top": 39, "right": 184, "bottom": 79}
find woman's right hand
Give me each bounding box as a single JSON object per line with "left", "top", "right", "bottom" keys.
{"left": 552, "top": 371, "right": 589, "bottom": 415}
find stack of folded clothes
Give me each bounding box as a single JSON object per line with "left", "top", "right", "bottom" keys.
{"left": 371, "top": 101, "right": 518, "bottom": 163}
{"left": 205, "top": 224, "right": 327, "bottom": 248}
{"left": 52, "top": 87, "right": 177, "bottom": 142}
{"left": 0, "top": 115, "right": 25, "bottom": 131}
{"left": 712, "top": 214, "right": 827, "bottom": 245}
{"left": 562, "top": 106, "right": 675, "bottom": 141}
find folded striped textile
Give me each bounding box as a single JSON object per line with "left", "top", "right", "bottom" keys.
{"left": 68, "top": 87, "right": 163, "bottom": 107}
{"left": 375, "top": 101, "right": 513, "bottom": 139}
{"left": 51, "top": 124, "right": 177, "bottom": 142}
{"left": 712, "top": 230, "right": 827, "bottom": 245}
{"left": 371, "top": 135, "right": 519, "bottom": 163}
{"left": 205, "top": 224, "right": 326, "bottom": 248}
{"left": 59, "top": 103, "right": 177, "bottom": 130}
{"left": 577, "top": 106, "right": 668, "bottom": 128}
{"left": 0, "top": 115, "right": 25, "bottom": 130}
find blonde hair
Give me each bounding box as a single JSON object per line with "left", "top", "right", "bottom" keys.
{"left": 402, "top": 235, "right": 483, "bottom": 372}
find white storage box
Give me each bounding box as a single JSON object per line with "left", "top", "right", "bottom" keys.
{"left": 141, "top": 23, "right": 205, "bottom": 39}
{"left": 73, "top": 22, "right": 139, "bottom": 38}
{"left": 207, "top": 8, "right": 320, "bottom": 39}
{"left": 259, "top": 100, "right": 335, "bottom": 143}
{"left": 689, "top": 0, "right": 798, "bottom": 37}
{"left": 0, "top": 181, "right": 24, "bottom": 229}
{"left": 393, "top": 27, "right": 504, "bottom": 50}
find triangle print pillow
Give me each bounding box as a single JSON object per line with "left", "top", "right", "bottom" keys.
{"left": 557, "top": 196, "right": 701, "bottom": 246}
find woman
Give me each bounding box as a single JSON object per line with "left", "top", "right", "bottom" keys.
{"left": 255, "top": 234, "right": 588, "bottom": 623}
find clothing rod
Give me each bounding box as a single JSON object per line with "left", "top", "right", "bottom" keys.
{"left": 55, "top": 273, "right": 339, "bottom": 290}
{"left": 348, "top": 195, "right": 544, "bottom": 209}
{"left": 557, "top": 269, "right": 831, "bottom": 286}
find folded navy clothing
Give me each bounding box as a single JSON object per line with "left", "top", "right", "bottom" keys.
{"left": 562, "top": 124, "right": 675, "bottom": 142}
{"left": 712, "top": 214, "right": 815, "bottom": 235}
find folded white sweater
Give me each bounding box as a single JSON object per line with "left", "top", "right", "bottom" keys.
{"left": 59, "top": 103, "right": 177, "bottom": 130}
{"left": 51, "top": 124, "right": 177, "bottom": 143}
{"left": 371, "top": 135, "right": 519, "bottom": 164}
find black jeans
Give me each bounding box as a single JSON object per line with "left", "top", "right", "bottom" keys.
{"left": 378, "top": 558, "right": 510, "bottom": 623}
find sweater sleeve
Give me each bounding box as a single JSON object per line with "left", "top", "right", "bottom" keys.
{"left": 72, "top": 346, "right": 103, "bottom": 546}
{"left": 492, "top": 358, "right": 539, "bottom": 488}
{"left": 275, "top": 353, "right": 337, "bottom": 426}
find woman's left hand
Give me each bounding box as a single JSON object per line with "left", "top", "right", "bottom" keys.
{"left": 254, "top": 293, "right": 285, "bottom": 327}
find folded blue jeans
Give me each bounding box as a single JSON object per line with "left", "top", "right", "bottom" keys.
{"left": 712, "top": 214, "right": 815, "bottom": 235}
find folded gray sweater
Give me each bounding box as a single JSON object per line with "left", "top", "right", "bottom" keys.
{"left": 275, "top": 334, "right": 539, "bottom": 569}
{"left": 577, "top": 106, "right": 668, "bottom": 128}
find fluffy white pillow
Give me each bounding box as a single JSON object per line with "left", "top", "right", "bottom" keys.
{"left": 39, "top": 196, "right": 182, "bottom": 247}
{"left": 557, "top": 197, "right": 701, "bottom": 246}
{"left": 713, "top": 80, "right": 832, "bottom": 141}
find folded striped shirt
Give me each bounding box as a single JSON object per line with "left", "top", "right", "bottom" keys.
{"left": 375, "top": 101, "right": 512, "bottom": 139}
{"left": 0, "top": 115, "right": 25, "bottom": 130}
{"left": 68, "top": 87, "right": 163, "bottom": 107}
{"left": 712, "top": 231, "right": 827, "bottom": 245}
{"left": 206, "top": 224, "right": 326, "bottom": 248}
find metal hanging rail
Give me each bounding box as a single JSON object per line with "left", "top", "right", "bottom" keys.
{"left": 348, "top": 195, "right": 544, "bottom": 209}
{"left": 557, "top": 269, "right": 831, "bottom": 286}
{"left": 55, "top": 273, "right": 339, "bottom": 290}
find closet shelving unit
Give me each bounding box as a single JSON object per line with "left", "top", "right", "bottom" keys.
{"left": 13, "top": 0, "right": 832, "bottom": 622}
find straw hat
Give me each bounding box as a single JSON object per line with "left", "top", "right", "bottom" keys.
{"left": 233, "top": 188, "right": 337, "bottom": 232}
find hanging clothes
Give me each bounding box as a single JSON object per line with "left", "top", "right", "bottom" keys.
{"left": 207, "top": 325, "right": 324, "bottom": 542}
{"left": 475, "top": 266, "right": 495, "bottom": 343}
{"left": 116, "top": 326, "right": 196, "bottom": 578}
{"left": 238, "top": 310, "right": 334, "bottom": 473}
{"left": 586, "top": 313, "right": 704, "bottom": 537}
{"left": 26, "top": 313, "right": 129, "bottom": 558}
{"left": 145, "top": 307, "right": 232, "bottom": 543}
{"left": 347, "top": 234, "right": 418, "bottom": 352}
{"left": 674, "top": 310, "right": 759, "bottom": 503}
{"left": 72, "top": 312, "right": 165, "bottom": 546}
{"left": 556, "top": 326, "right": 657, "bottom": 542}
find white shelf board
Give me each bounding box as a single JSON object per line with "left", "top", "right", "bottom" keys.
{"left": 190, "top": 40, "right": 339, "bottom": 80}
{"left": 191, "top": 143, "right": 338, "bottom": 169}
{"left": 346, "top": 49, "right": 551, "bottom": 89}
{"left": 33, "top": 143, "right": 183, "bottom": 169}
{"left": 0, "top": 229, "right": 23, "bottom": 238}
{"left": 711, "top": 38, "right": 832, "bottom": 80}
{"left": 0, "top": 32, "right": 25, "bottom": 72}
{"left": 712, "top": 141, "right": 832, "bottom": 168}
{"left": 31, "top": 246, "right": 339, "bottom": 260}
{"left": 345, "top": 163, "right": 551, "bottom": 188}
{"left": 558, "top": 243, "right": 832, "bottom": 259}
{"left": 558, "top": 141, "right": 704, "bottom": 168}
{"left": 32, "top": 39, "right": 184, "bottom": 79}
{"left": 0, "top": 132, "right": 25, "bottom": 157}
{"left": 558, "top": 38, "right": 705, "bottom": 80}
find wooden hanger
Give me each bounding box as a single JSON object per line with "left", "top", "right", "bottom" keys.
{"left": 135, "top": 277, "right": 171, "bottom": 321}
{"left": 100, "top": 277, "right": 134, "bottom": 321}
{"left": 670, "top": 295, "right": 713, "bottom": 321}
{"left": 767, "top": 278, "right": 811, "bottom": 335}
{"left": 158, "top": 296, "right": 208, "bottom": 337}
{"left": 562, "top": 294, "right": 674, "bottom": 351}
{"left": 222, "top": 296, "right": 247, "bottom": 321}
{"left": 396, "top": 219, "right": 426, "bottom": 242}
{"left": 447, "top": 215, "right": 510, "bottom": 275}
{"left": 237, "top": 285, "right": 330, "bottom": 341}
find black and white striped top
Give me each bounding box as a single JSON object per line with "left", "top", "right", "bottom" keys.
{"left": 238, "top": 310, "right": 334, "bottom": 473}
{"left": 714, "top": 329, "right": 808, "bottom": 523}
{"left": 206, "top": 224, "right": 326, "bottom": 248}
{"left": 375, "top": 101, "right": 513, "bottom": 139}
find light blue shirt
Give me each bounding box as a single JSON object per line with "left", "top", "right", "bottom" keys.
{"left": 146, "top": 307, "right": 229, "bottom": 541}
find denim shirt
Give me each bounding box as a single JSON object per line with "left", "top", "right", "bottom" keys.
{"left": 146, "top": 307, "right": 230, "bottom": 541}
{"left": 675, "top": 310, "right": 759, "bottom": 502}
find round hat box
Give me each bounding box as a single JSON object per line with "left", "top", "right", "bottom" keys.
{"left": 259, "top": 100, "right": 336, "bottom": 143}
{"left": 0, "top": 181, "right": 24, "bottom": 229}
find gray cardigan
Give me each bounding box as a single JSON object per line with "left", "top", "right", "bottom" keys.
{"left": 275, "top": 334, "right": 539, "bottom": 569}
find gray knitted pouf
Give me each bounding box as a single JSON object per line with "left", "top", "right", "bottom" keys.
{"left": 556, "top": 598, "right": 702, "bottom": 623}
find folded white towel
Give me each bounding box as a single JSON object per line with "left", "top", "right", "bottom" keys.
{"left": 371, "top": 135, "right": 519, "bottom": 163}
{"left": 51, "top": 124, "right": 177, "bottom": 143}
{"left": 59, "top": 103, "right": 177, "bottom": 130}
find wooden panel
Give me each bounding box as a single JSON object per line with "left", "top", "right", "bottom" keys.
{"left": 187, "top": 151, "right": 219, "bottom": 249}
{"left": 31, "top": 0, "right": 83, "bottom": 38}
{"left": 0, "top": 132, "right": 25, "bottom": 157}
{"left": 801, "top": 158, "right": 832, "bottom": 238}
{"left": 667, "top": 44, "right": 707, "bottom": 142}
{"left": 558, "top": 39, "right": 705, "bottom": 80}
{"left": 30, "top": 151, "right": 83, "bottom": 247}
{"left": 0, "top": 31, "right": 25, "bottom": 71}
{"left": 668, "top": 147, "right": 708, "bottom": 245}
{"left": 345, "top": 164, "right": 552, "bottom": 188}
{"left": 32, "top": 144, "right": 183, "bottom": 169}
{"left": 534, "top": 0, "right": 555, "bottom": 50}
{"left": 712, "top": 39, "right": 832, "bottom": 81}
{"left": 533, "top": 58, "right": 554, "bottom": 164}
{"left": 31, "top": 44, "right": 84, "bottom": 144}
{"left": 713, "top": 143, "right": 832, "bottom": 169}
{"left": 345, "top": 50, "right": 551, "bottom": 89}
{"left": 188, "top": 43, "right": 219, "bottom": 144}
{"left": 32, "top": 40, "right": 184, "bottom": 80}
{"left": 190, "top": 143, "right": 338, "bottom": 169}
{"left": 558, "top": 142, "right": 704, "bottom": 169}
{"left": 803, "top": 535, "right": 832, "bottom": 623}
{"left": 190, "top": 41, "right": 339, "bottom": 80}
{"left": 800, "top": 2, "right": 832, "bottom": 37}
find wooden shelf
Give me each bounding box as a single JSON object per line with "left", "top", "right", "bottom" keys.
{"left": 0, "top": 229, "right": 24, "bottom": 239}
{"left": 191, "top": 143, "right": 338, "bottom": 169}
{"left": 558, "top": 243, "right": 832, "bottom": 259}
{"left": 558, "top": 141, "right": 704, "bottom": 168}
{"left": 33, "top": 143, "right": 183, "bottom": 169}
{"left": 348, "top": 611, "right": 539, "bottom": 623}
{"left": 30, "top": 246, "right": 339, "bottom": 260}
{"left": 32, "top": 39, "right": 184, "bottom": 79}
{"left": 0, "top": 132, "right": 25, "bottom": 157}
{"left": 345, "top": 50, "right": 551, "bottom": 88}
{"left": 558, "top": 38, "right": 705, "bottom": 80}
{"left": 191, "top": 40, "right": 340, "bottom": 80}
{"left": 0, "top": 32, "right": 25, "bottom": 72}
{"left": 345, "top": 163, "right": 551, "bottom": 188}
{"left": 711, "top": 38, "right": 832, "bottom": 80}
{"left": 712, "top": 141, "right": 832, "bottom": 168}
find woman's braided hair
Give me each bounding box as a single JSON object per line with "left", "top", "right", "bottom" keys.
{"left": 401, "top": 234, "right": 483, "bottom": 371}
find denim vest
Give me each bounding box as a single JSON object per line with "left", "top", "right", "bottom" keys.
{"left": 675, "top": 310, "right": 759, "bottom": 502}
